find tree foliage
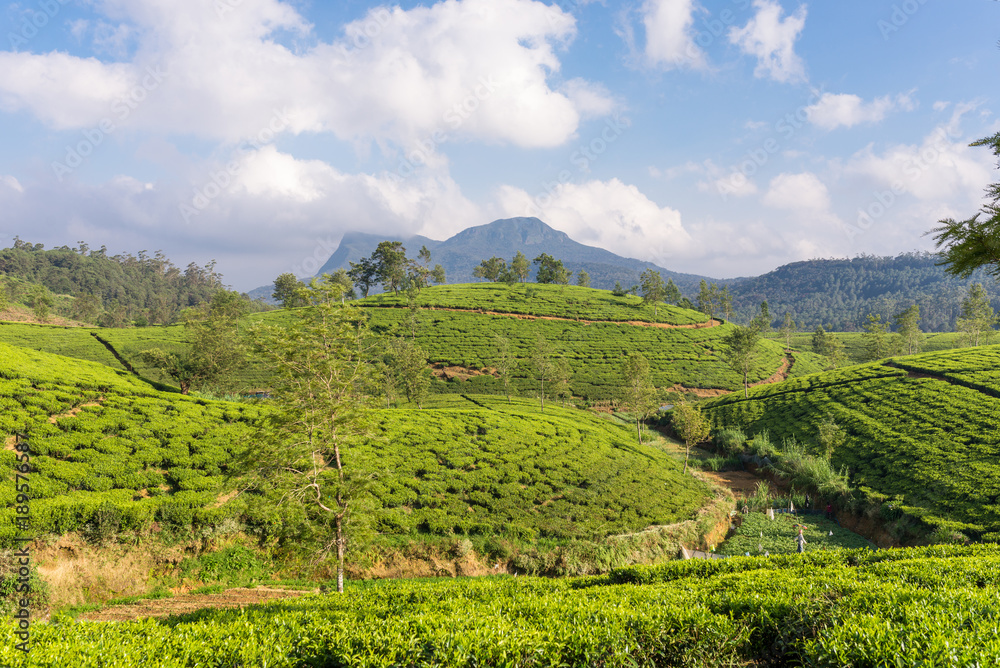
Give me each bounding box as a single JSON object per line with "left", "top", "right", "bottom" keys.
{"left": 639, "top": 270, "right": 666, "bottom": 317}
{"left": 619, "top": 352, "right": 657, "bottom": 443}
{"left": 273, "top": 273, "right": 308, "bottom": 308}
{"left": 139, "top": 290, "right": 249, "bottom": 394}
{"left": 473, "top": 257, "right": 507, "bottom": 282}
{"left": 957, "top": 283, "right": 997, "bottom": 347}
{"left": 533, "top": 254, "right": 571, "bottom": 285}
{"left": 893, "top": 304, "right": 922, "bottom": 355}
{"left": 720, "top": 324, "right": 762, "bottom": 398}
{"left": 238, "top": 275, "right": 376, "bottom": 593}
{"left": 930, "top": 133, "right": 1000, "bottom": 281}
{"left": 671, "top": 402, "right": 710, "bottom": 474}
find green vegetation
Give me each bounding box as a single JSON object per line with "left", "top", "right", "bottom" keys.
{"left": 358, "top": 281, "right": 709, "bottom": 324}
{"left": 702, "top": 345, "right": 1000, "bottom": 540}
{"left": 718, "top": 511, "right": 874, "bottom": 556}
{"left": 4, "top": 545, "right": 1000, "bottom": 666}
{"left": 0, "top": 343, "right": 713, "bottom": 565}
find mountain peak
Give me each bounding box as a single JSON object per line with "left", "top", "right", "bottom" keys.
{"left": 449, "top": 217, "right": 571, "bottom": 247}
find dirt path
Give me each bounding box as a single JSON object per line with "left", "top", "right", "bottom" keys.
{"left": 79, "top": 586, "right": 316, "bottom": 622}
{"left": 373, "top": 304, "right": 723, "bottom": 330}
{"left": 699, "top": 470, "right": 764, "bottom": 496}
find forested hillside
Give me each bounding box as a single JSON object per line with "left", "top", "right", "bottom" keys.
{"left": 0, "top": 239, "right": 240, "bottom": 326}
{"left": 727, "top": 252, "right": 1000, "bottom": 332}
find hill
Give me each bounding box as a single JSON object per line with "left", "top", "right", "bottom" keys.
{"left": 727, "top": 252, "right": 1000, "bottom": 332}
{"left": 0, "top": 240, "right": 229, "bottom": 326}
{"left": 0, "top": 343, "right": 717, "bottom": 573}
{"left": 0, "top": 284, "right": 829, "bottom": 398}
{"left": 7, "top": 544, "right": 1000, "bottom": 666}
{"left": 700, "top": 344, "right": 1000, "bottom": 541}
{"left": 246, "top": 217, "right": 712, "bottom": 298}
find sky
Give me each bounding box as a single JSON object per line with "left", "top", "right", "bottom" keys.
{"left": 0, "top": 0, "right": 997, "bottom": 291}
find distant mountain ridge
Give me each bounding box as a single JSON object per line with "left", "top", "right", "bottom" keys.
{"left": 248, "top": 217, "right": 710, "bottom": 300}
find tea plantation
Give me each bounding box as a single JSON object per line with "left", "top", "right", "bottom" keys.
{"left": 0, "top": 343, "right": 713, "bottom": 554}
{"left": 3, "top": 544, "right": 999, "bottom": 666}
{"left": 702, "top": 344, "right": 1000, "bottom": 541}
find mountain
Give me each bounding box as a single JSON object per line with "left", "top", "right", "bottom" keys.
{"left": 276, "top": 217, "right": 709, "bottom": 295}
{"left": 726, "top": 252, "right": 1000, "bottom": 332}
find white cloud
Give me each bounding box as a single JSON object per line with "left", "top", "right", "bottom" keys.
{"left": 495, "top": 178, "right": 693, "bottom": 264}
{"left": 806, "top": 92, "right": 916, "bottom": 130}
{"left": 728, "top": 0, "right": 807, "bottom": 84}
{"left": 0, "top": 175, "right": 24, "bottom": 193}
{"left": 0, "top": 0, "right": 611, "bottom": 151}
{"left": 763, "top": 171, "right": 830, "bottom": 211}
{"left": 641, "top": 0, "right": 708, "bottom": 70}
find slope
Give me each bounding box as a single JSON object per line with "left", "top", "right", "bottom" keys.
{"left": 0, "top": 344, "right": 714, "bottom": 558}
{"left": 700, "top": 344, "right": 1000, "bottom": 540}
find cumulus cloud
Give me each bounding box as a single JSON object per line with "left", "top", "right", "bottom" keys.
{"left": 762, "top": 172, "right": 830, "bottom": 211}
{"left": 0, "top": 150, "right": 483, "bottom": 288}
{"left": 641, "top": 0, "right": 708, "bottom": 70}
{"left": 495, "top": 178, "right": 693, "bottom": 264}
{"left": 728, "top": 0, "right": 807, "bottom": 84}
{"left": 0, "top": 0, "right": 611, "bottom": 150}
{"left": 806, "top": 92, "right": 916, "bottom": 130}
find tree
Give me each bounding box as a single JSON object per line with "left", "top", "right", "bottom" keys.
{"left": 752, "top": 301, "right": 771, "bottom": 335}
{"left": 0, "top": 282, "right": 8, "bottom": 313}
{"left": 862, "top": 313, "right": 891, "bottom": 361}
{"left": 816, "top": 413, "right": 845, "bottom": 461}
{"left": 430, "top": 264, "right": 446, "bottom": 285}
{"left": 473, "top": 257, "right": 507, "bottom": 282}
{"left": 957, "top": 283, "right": 997, "bottom": 347}
{"left": 140, "top": 290, "right": 248, "bottom": 394}
{"left": 639, "top": 269, "right": 666, "bottom": 318}
{"left": 387, "top": 338, "right": 430, "bottom": 408}
{"left": 672, "top": 402, "right": 710, "bottom": 475}
{"left": 510, "top": 252, "right": 530, "bottom": 283}
{"left": 347, "top": 257, "right": 378, "bottom": 298}
{"left": 664, "top": 279, "right": 682, "bottom": 305}
{"left": 530, "top": 334, "right": 555, "bottom": 412}
{"left": 237, "top": 275, "right": 375, "bottom": 593}
{"left": 327, "top": 269, "right": 356, "bottom": 304}
{"left": 620, "top": 352, "right": 657, "bottom": 443}
{"left": 71, "top": 292, "right": 102, "bottom": 324}
{"left": 576, "top": 271, "right": 591, "bottom": 288}
{"left": 273, "top": 273, "right": 309, "bottom": 308}
{"left": 373, "top": 241, "right": 408, "bottom": 295}
{"left": 721, "top": 324, "right": 761, "bottom": 398}
{"left": 533, "top": 254, "right": 570, "bottom": 284}
{"left": 696, "top": 280, "right": 719, "bottom": 319}
{"left": 719, "top": 286, "right": 734, "bottom": 322}
{"left": 929, "top": 133, "right": 1000, "bottom": 281}
{"left": 893, "top": 304, "right": 922, "bottom": 355}
{"left": 779, "top": 312, "right": 796, "bottom": 349}
{"left": 493, "top": 335, "right": 517, "bottom": 404}
{"left": 552, "top": 357, "right": 573, "bottom": 407}
{"left": 31, "top": 285, "right": 53, "bottom": 321}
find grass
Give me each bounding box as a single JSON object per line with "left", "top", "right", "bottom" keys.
{"left": 717, "top": 511, "right": 875, "bottom": 556}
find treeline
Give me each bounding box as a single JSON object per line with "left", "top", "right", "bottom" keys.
{"left": 725, "top": 252, "right": 1000, "bottom": 332}
{"left": 0, "top": 239, "right": 266, "bottom": 326}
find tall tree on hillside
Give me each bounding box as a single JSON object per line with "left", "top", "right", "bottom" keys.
{"left": 862, "top": 313, "right": 892, "bottom": 361}
{"left": 533, "top": 254, "right": 570, "bottom": 284}
{"left": 672, "top": 402, "right": 710, "bottom": 475}
{"left": 930, "top": 133, "right": 1000, "bottom": 281}
{"left": 140, "top": 290, "right": 249, "bottom": 394}
{"left": 664, "top": 278, "right": 682, "bottom": 305}
{"left": 696, "top": 280, "right": 719, "bottom": 319}
{"left": 0, "top": 282, "right": 8, "bottom": 313}
{"left": 552, "top": 357, "right": 573, "bottom": 407}
{"left": 347, "top": 257, "right": 378, "bottom": 298}
{"left": 779, "top": 312, "right": 796, "bottom": 349}
{"left": 510, "top": 252, "right": 530, "bottom": 283}
{"left": 639, "top": 269, "right": 667, "bottom": 317}
{"left": 387, "top": 338, "right": 430, "bottom": 408}
{"left": 71, "top": 292, "right": 102, "bottom": 324}
{"left": 236, "top": 275, "right": 376, "bottom": 593}
{"left": 273, "top": 273, "right": 309, "bottom": 308}
{"left": 752, "top": 301, "right": 771, "bottom": 335}
{"left": 328, "top": 269, "right": 356, "bottom": 304}
{"left": 893, "top": 304, "right": 922, "bottom": 355}
{"left": 957, "top": 283, "right": 997, "bottom": 347}
{"left": 373, "top": 241, "right": 408, "bottom": 295}
{"left": 620, "top": 352, "right": 657, "bottom": 443}
{"left": 473, "top": 257, "right": 507, "bottom": 282}
{"left": 30, "top": 285, "right": 53, "bottom": 322}
{"left": 531, "top": 334, "right": 555, "bottom": 412}
{"left": 721, "top": 324, "right": 762, "bottom": 398}
{"left": 576, "top": 271, "right": 591, "bottom": 288}
{"left": 719, "top": 286, "right": 734, "bottom": 322}
{"left": 493, "top": 335, "right": 517, "bottom": 404}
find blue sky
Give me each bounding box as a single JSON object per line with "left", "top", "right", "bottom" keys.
{"left": 0, "top": 0, "right": 997, "bottom": 290}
